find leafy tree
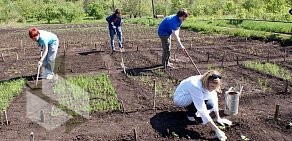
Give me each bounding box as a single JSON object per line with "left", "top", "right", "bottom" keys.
{"left": 56, "top": 1, "right": 84, "bottom": 23}
{"left": 43, "top": 4, "right": 58, "bottom": 23}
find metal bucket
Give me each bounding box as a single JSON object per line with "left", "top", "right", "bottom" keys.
{"left": 224, "top": 86, "right": 243, "bottom": 115}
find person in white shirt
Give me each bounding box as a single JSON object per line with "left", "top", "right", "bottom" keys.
{"left": 173, "top": 70, "right": 232, "bottom": 141}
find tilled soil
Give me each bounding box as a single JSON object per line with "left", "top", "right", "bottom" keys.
{"left": 0, "top": 24, "right": 291, "bottom": 141}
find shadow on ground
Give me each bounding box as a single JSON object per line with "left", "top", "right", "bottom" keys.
{"left": 125, "top": 64, "right": 163, "bottom": 76}
{"left": 150, "top": 111, "right": 218, "bottom": 140}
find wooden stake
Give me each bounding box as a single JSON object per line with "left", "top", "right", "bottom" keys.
{"left": 136, "top": 46, "right": 139, "bottom": 51}
{"left": 121, "top": 57, "right": 126, "bottom": 75}
{"left": 30, "top": 132, "right": 34, "bottom": 141}
{"left": 267, "top": 52, "right": 270, "bottom": 62}
{"left": 1, "top": 53, "right": 4, "bottom": 62}
{"left": 118, "top": 99, "right": 125, "bottom": 113}
{"left": 190, "top": 38, "right": 193, "bottom": 49}
{"left": 4, "top": 110, "right": 8, "bottom": 125}
{"left": 236, "top": 56, "right": 239, "bottom": 65}
{"left": 107, "top": 63, "right": 110, "bottom": 74}
{"left": 20, "top": 40, "right": 23, "bottom": 48}
{"left": 284, "top": 49, "right": 286, "bottom": 62}
{"left": 207, "top": 52, "right": 210, "bottom": 63}
{"left": 63, "top": 42, "right": 66, "bottom": 51}
{"left": 274, "top": 105, "right": 279, "bottom": 120}
{"left": 134, "top": 128, "right": 138, "bottom": 141}
{"left": 40, "top": 110, "right": 45, "bottom": 123}
{"left": 0, "top": 111, "right": 2, "bottom": 125}
{"left": 284, "top": 80, "right": 288, "bottom": 93}
{"left": 153, "top": 80, "right": 156, "bottom": 112}
{"left": 16, "top": 53, "right": 19, "bottom": 61}
{"left": 221, "top": 51, "right": 225, "bottom": 67}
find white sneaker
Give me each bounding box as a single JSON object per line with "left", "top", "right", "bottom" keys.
{"left": 119, "top": 47, "right": 125, "bottom": 52}
{"left": 46, "top": 74, "right": 54, "bottom": 80}
{"left": 187, "top": 116, "right": 196, "bottom": 122}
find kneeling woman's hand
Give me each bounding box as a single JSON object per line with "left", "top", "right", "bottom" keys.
{"left": 215, "top": 128, "right": 227, "bottom": 141}
{"left": 216, "top": 118, "right": 232, "bottom": 126}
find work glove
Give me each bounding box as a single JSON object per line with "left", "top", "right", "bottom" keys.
{"left": 215, "top": 129, "right": 227, "bottom": 141}
{"left": 216, "top": 118, "right": 232, "bottom": 126}
{"left": 38, "top": 60, "right": 43, "bottom": 67}
{"left": 111, "top": 22, "right": 116, "bottom": 28}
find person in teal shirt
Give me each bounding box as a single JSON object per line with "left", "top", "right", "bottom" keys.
{"left": 29, "top": 28, "right": 59, "bottom": 80}
{"left": 157, "top": 9, "right": 188, "bottom": 68}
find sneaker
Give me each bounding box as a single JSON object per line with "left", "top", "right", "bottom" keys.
{"left": 46, "top": 74, "right": 54, "bottom": 80}
{"left": 187, "top": 116, "right": 196, "bottom": 122}
{"left": 168, "top": 62, "right": 173, "bottom": 66}
{"left": 166, "top": 64, "right": 174, "bottom": 68}
{"left": 119, "top": 47, "right": 125, "bottom": 52}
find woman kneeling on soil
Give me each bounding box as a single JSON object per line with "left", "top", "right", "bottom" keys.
{"left": 173, "top": 70, "right": 232, "bottom": 140}
{"left": 28, "top": 28, "right": 59, "bottom": 80}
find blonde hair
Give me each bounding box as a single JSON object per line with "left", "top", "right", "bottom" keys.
{"left": 201, "top": 70, "right": 222, "bottom": 92}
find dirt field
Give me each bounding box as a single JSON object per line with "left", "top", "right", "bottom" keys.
{"left": 0, "top": 23, "right": 291, "bottom": 141}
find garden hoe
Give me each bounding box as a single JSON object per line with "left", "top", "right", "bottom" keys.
{"left": 35, "top": 50, "right": 43, "bottom": 87}
{"left": 27, "top": 50, "right": 43, "bottom": 89}
{"left": 184, "top": 48, "right": 201, "bottom": 75}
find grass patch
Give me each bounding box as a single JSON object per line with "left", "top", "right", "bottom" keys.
{"left": 53, "top": 74, "right": 120, "bottom": 115}
{"left": 0, "top": 79, "right": 25, "bottom": 111}
{"left": 124, "top": 18, "right": 292, "bottom": 44}
{"left": 243, "top": 61, "right": 292, "bottom": 81}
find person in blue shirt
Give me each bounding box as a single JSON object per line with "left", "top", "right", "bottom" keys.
{"left": 106, "top": 9, "right": 124, "bottom": 53}
{"left": 157, "top": 9, "right": 188, "bottom": 68}
{"left": 29, "top": 28, "right": 59, "bottom": 80}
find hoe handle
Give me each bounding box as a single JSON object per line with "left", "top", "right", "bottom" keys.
{"left": 184, "top": 49, "right": 201, "bottom": 75}
{"left": 35, "top": 51, "right": 43, "bottom": 86}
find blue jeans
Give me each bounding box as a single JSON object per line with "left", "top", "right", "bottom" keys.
{"left": 109, "top": 26, "right": 122, "bottom": 51}
{"left": 44, "top": 40, "right": 59, "bottom": 76}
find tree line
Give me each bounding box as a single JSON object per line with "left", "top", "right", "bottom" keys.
{"left": 0, "top": 0, "right": 291, "bottom": 24}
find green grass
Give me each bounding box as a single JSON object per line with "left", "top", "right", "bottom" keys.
{"left": 243, "top": 61, "right": 292, "bottom": 81}
{"left": 202, "top": 19, "right": 292, "bottom": 34}
{"left": 124, "top": 17, "right": 292, "bottom": 44}
{"left": 53, "top": 74, "right": 120, "bottom": 115}
{"left": 0, "top": 79, "right": 25, "bottom": 112}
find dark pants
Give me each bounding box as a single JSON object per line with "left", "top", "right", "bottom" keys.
{"left": 185, "top": 100, "right": 214, "bottom": 122}
{"left": 159, "top": 36, "right": 171, "bottom": 67}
